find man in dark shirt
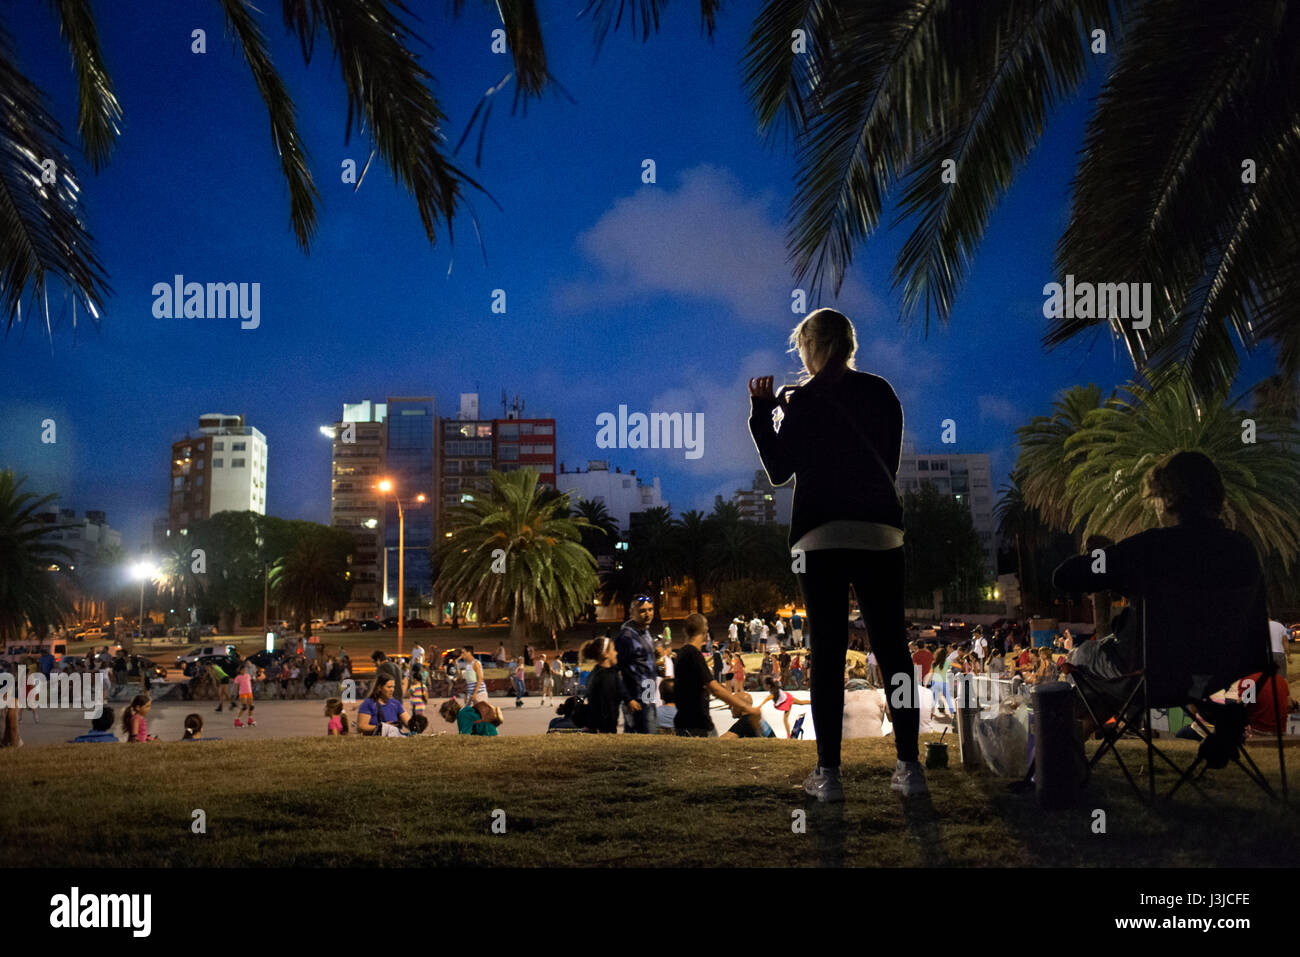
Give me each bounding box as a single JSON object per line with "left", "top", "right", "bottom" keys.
{"left": 674, "top": 613, "right": 759, "bottom": 736}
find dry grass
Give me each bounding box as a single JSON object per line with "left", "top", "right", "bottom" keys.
{"left": 1, "top": 733, "right": 1294, "bottom": 867}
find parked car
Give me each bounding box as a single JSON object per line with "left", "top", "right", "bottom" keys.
{"left": 80, "top": 627, "right": 108, "bottom": 643}
{"left": 380, "top": 617, "right": 400, "bottom": 629}
{"left": 323, "top": 621, "right": 349, "bottom": 633}
{"left": 183, "top": 653, "right": 242, "bottom": 679}
{"left": 403, "top": 618, "right": 434, "bottom": 629}
{"left": 358, "top": 619, "right": 381, "bottom": 632}
{"left": 176, "top": 644, "right": 235, "bottom": 666}
{"left": 440, "top": 650, "right": 497, "bottom": 671}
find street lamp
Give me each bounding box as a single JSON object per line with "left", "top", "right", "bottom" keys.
{"left": 376, "top": 479, "right": 426, "bottom": 656}
{"left": 131, "top": 561, "right": 158, "bottom": 644}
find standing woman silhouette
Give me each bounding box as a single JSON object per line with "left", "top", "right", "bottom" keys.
{"left": 748, "top": 308, "right": 926, "bottom": 802}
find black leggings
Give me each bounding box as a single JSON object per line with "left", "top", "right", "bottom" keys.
{"left": 798, "top": 547, "right": 918, "bottom": 768}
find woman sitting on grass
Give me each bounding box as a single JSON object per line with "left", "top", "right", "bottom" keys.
{"left": 357, "top": 676, "right": 409, "bottom": 736}
{"left": 122, "top": 694, "right": 157, "bottom": 742}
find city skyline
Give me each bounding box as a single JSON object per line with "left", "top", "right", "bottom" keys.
{"left": 0, "top": 3, "right": 1280, "bottom": 553}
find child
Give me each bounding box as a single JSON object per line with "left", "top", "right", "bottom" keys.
{"left": 672, "top": 614, "right": 762, "bottom": 737}
{"left": 69, "top": 707, "right": 117, "bottom": 743}
{"left": 720, "top": 691, "right": 777, "bottom": 738}
{"left": 407, "top": 714, "right": 429, "bottom": 735}
{"left": 656, "top": 678, "right": 678, "bottom": 734}
{"left": 233, "top": 668, "right": 256, "bottom": 727}
{"left": 513, "top": 658, "right": 527, "bottom": 708}
{"left": 182, "top": 713, "right": 221, "bottom": 740}
{"left": 121, "top": 694, "right": 156, "bottom": 742}
{"left": 581, "top": 636, "right": 622, "bottom": 733}
{"left": 755, "top": 676, "right": 810, "bottom": 738}
{"left": 439, "top": 698, "right": 500, "bottom": 736}
{"left": 325, "top": 698, "right": 349, "bottom": 735}
{"left": 407, "top": 664, "right": 429, "bottom": 717}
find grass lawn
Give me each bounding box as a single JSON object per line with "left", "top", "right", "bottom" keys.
{"left": 1, "top": 733, "right": 1294, "bottom": 867}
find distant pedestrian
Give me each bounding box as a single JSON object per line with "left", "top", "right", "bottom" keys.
{"left": 457, "top": 647, "right": 487, "bottom": 704}
{"left": 513, "top": 658, "right": 527, "bottom": 707}
{"left": 407, "top": 664, "right": 430, "bottom": 718}
{"left": 540, "top": 658, "right": 555, "bottom": 706}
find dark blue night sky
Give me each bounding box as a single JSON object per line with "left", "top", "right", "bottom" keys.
{"left": 0, "top": 1, "right": 1275, "bottom": 549}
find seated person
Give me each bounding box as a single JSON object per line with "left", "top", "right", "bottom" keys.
{"left": 547, "top": 696, "right": 587, "bottom": 733}
{"left": 1236, "top": 672, "right": 1294, "bottom": 738}
{"left": 1052, "top": 451, "right": 1268, "bottom": 734}
{"left": 69, "top": 707, "right": 117, "bottom": 743}
{"left": 656, "top": 678, "right": 679, "bottom": 734}
{"left": 843, "top": 687, "right": 890, "bottom": 738}
{"left": 439, "top": 698, "right": 501, "bottom": 736}
{"left": 720, "top": 692, "right": 776, "bottom": 738}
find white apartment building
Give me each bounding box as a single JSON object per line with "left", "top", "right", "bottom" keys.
{"left": 895, "top": 441, "right": 997, "bottom": 572}
{"left": 557, "top": 460, "right": 666, "bottom": 532}
{"left": 202, "top": 414, "right": 268, "bottom": 515}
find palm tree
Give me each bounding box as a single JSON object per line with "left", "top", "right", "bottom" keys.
{"left": 573, "top": 498, "right": 619, "bottom": 559}
{"left": 6, "top": 0, "right": 720, "bottom": 337}
{"left": 994, "top": 476, "right": 1039, "bottom": 617}
{"left": 270, "top": 528, "right": 353, "bottom": 639}
{"left": 80, "top": 541, "right": 129, "bottom": 627}
{"left": 1015, "top": 384, "right": 1107, "bottom": 533}
{"left": 625, "top": 506, "right": 677, "bottom": 618}
{"left": 435, "top": 469, "right": 598, "bottom": 654}
{"left": 742, "top": 0, "right": 1300, "bottom": 399}
{"left": 0, "top": 471, "right": 74, "bottom": 644}
{"left": 155, "top": 535, "right": 204, "bottom": 626}
{"left": 672, "top": 509, "right": 710, "bottom": 613}
{"left": 1064, "top": 380, "right": 1300, "bottom": 569}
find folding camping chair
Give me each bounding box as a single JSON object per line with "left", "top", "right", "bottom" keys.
{"left": 1068, "top": 582, "right": 1287, "bottom": 805}
{"left": 790, "top": 713, "right": 806, "bottom": 740}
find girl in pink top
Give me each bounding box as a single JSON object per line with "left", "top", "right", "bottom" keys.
{"left": 325, "top": 698, "right": 349, "bottom": 735}
{"left": 234, "top": 670, "right": 256, "bottom": 727}
{"left": 122, "top": 694, "right": 156, "bottom": 742}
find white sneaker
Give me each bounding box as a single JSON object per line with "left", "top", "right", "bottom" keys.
{"left": 803, "top": 766, "right": 845, "bottom": 803}
{"left": 890, "top": 760, "right": 929, "bottom": 796}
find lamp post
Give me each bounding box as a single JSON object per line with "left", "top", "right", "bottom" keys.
{"left": 376, "top": 480, "right": 425, "bottom": 656}
{"left": 131, "top": 561, "right": 157, "bottom": 646}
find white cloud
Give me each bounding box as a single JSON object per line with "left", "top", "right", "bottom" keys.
{"left": 556, "top": 164, "right": 881, "bottom": 323}
{"left": 977, "top": 394, "right": 1021, "bottom": 426}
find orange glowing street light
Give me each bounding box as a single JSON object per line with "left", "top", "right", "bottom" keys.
{"left": 374, "top": 479, "right": 427, "bottom": 656}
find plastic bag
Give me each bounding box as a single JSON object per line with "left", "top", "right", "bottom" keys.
{"left": 974, "top": 695, "right": 1031, "bottom": 777}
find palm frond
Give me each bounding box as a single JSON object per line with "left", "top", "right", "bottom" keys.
{"left": 218, "top": 0, "right": 319, "bottom": 249}
{"left": 46, "top": 0, "right": 122, "bottom": 171}
{"left": 0, "top": 28, "right": 108, "bottom": 335}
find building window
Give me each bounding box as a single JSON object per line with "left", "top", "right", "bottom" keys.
{"left": 195, "top": 459, "right": 204, "bottom": 469}
{"left": 214, "top": 441, "right": 224, "bottom": 451}
{"left": 476, "top": 424, "right": 493, "bottom": 438}
{"left": 917, "top": 461, "right": 929, "bottom": 471}
{"left": 213, "top": 459, "right": 223, "bottom": 468}
{"left": 520, "top": 422, "right": 534, "bottom": 435}
{"left": 497, "top": 423, "right": 518, "bottom": 439}
{"left": 498, "top": 444, "right": 518, "bottom": 461}
{"left": 232, "top": 458, "right": 246, "bottom": 468}
{"left": 172, "top": 476, "right": 184, "bottom": 489}
{"left": 232, "top": 442, "right": 246, "bottom": 452}
{"left": 534, "top": 424, "right": 553, "bottom": 435}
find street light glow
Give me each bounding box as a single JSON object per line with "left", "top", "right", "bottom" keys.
{"left": 319, "top": 425, "right": 335, "bottom": 439}
{"left": 131, "top": 561, "right": 157, "bottom": 581}
{"left": 377, "top": 479, "right": 393, "bottom": 493}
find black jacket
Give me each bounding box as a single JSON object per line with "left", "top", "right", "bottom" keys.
{"left": 584, "top": 665, "right": 622, "bottom": 733}
{"left": 748, "top": 368, "right": 904, "bottom": 548}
